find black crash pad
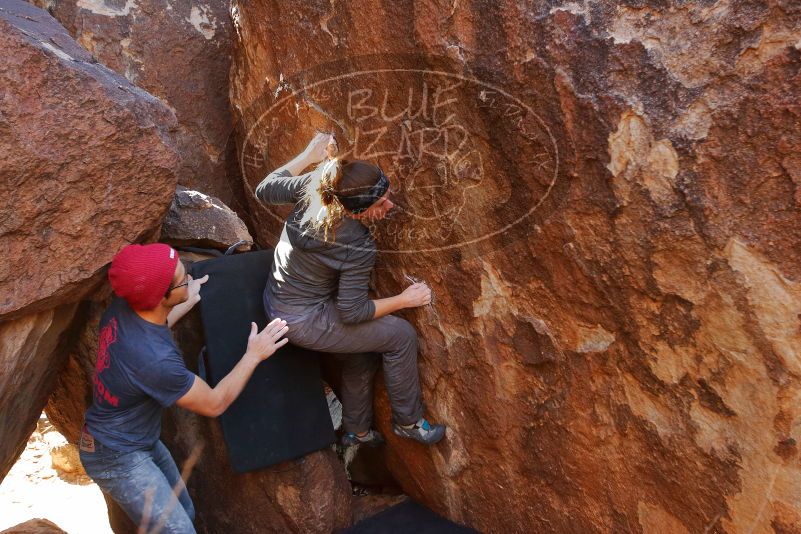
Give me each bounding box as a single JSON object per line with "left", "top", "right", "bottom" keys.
{"left": 343, "top": 500, "right": 480, "bottom": 534}
{"left": 190, "top": 250, "right": 335, "bottom": 472}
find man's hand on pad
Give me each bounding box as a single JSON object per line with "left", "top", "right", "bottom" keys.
{"left": 245, "top": 319, "right": 290, "bottom": 362}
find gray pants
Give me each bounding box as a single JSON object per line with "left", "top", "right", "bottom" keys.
{"left": 265, "top": 298, "right": 424, "bottom": 433}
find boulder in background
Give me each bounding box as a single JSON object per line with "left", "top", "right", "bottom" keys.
{"left": 0, "top": 0, "right": 181, "bottom": 321}
{"left": 31, "top": 0, "right": 244, "bottom": 209}
{"left": 161, "top": 186, "right": 253, "bottom": 252}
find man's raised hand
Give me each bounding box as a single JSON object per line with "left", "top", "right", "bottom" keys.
{"left": 245, "top": 318, "right": 289, "bottom": 362}
{"left": 186, "top": 274, "right": 209, "bottom": 306}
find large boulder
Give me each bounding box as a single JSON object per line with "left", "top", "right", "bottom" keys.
{"left": 0, "top": 0, "right": 180, "bottom": 320}
{"left": 230, "top": 1, "right": 801, "bottom": 532}
{"left": 0, "top": 304, "right": 78, "bottom": 479}
{"left": 31, "top": 0, "right": 244, "bottom": 208}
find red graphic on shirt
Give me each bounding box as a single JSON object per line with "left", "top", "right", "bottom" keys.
{"left": 96, "top": 318, "right": 118, "bottom": 374}
{"left": 93, "top": 318, "right": 120, "bottom": 407}
{"left": 94, "top": 374, "right": 119, "bottom": 407}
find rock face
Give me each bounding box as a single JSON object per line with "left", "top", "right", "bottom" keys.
{"left": 230, "top": 1, "right": 801, "bottom": 533}
{"left": 0, "top": 0, "right": 180, "bottom": 320}
{"left": 161, "top": 186, "right": 253, "bottom": 252}
{"left": 0, "top": 305, "right": 78, "bottom": 480}
{"left": 31, "top": 0, "right": 242, "bottom": 208}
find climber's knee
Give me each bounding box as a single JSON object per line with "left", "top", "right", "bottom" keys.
{"left": 390, "top": 317, "right": 418, "bottom": 351}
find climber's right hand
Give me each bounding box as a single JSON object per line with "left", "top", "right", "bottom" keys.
{"left": 303, "top": 132, "right": 335, "bottom": 163}
{"left": 400, "top": 282, "right": 432, "bottom": 308}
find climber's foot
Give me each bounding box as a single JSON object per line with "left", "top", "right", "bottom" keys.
{"left": 341, "top": 429, "right": 385, "bottom": 447}
{"left": 393, "top": 418, "right": 446, "bottom": 445}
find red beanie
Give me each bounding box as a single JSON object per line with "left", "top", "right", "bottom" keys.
{"left": 108, "top": 244, "right": 180, "bottom": 310}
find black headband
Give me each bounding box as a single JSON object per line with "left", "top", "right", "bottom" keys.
{"left": 336, "top": 172, "right": 390, "bottom": 214}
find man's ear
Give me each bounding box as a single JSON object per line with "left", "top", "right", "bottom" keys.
{"left": 160, "top": 286, "right": 175, "bottom": 308}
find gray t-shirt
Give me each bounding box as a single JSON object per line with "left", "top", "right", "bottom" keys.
{"left": 255, "top": 169, "right": 377, "bottom": 324}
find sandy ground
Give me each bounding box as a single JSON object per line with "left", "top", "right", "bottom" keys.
{"left": 0, "top": 414, "right": 112, "bottom": 534}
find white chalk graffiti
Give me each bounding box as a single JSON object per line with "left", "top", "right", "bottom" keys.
{"left": 240, "top": 63, "right": 559, "bottom": 255}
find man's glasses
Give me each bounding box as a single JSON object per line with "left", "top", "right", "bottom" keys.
{"left": 165, "top": 274, "right": 189, "bottom": 297}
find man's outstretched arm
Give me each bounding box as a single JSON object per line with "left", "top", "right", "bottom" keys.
{"left": 176, "top": 319, "right": 289, "bottom": 417}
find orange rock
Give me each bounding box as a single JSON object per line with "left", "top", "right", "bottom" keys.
{"left": 30, "top": 0, "right": 242, "bottom": 208}
{"left": 228, "top": 1, "right": 801, "bottom": 532}
{"left": 0, "top": 1, "right": 180, "bottom": 321}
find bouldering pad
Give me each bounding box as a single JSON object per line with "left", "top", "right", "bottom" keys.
{"left": 190, "top": 250, "right": 335, "bottom": 472}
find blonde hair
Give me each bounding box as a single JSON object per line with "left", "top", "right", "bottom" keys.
{"left": 299, "top": 158, "right": 347, "bottom": 242}
{"left": 299, "top": 158, "right": 384, "bottom": 242}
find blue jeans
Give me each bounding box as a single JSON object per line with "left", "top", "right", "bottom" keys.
{"left": 79, "top": 433, "right": 196, "bottom": 534}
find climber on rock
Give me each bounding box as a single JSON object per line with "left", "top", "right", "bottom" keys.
{"left": 254, "top": 131, "right": 446, "bottom": 446}
{"left": 79, "top": 243, "right": 289, "bottom": 534}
